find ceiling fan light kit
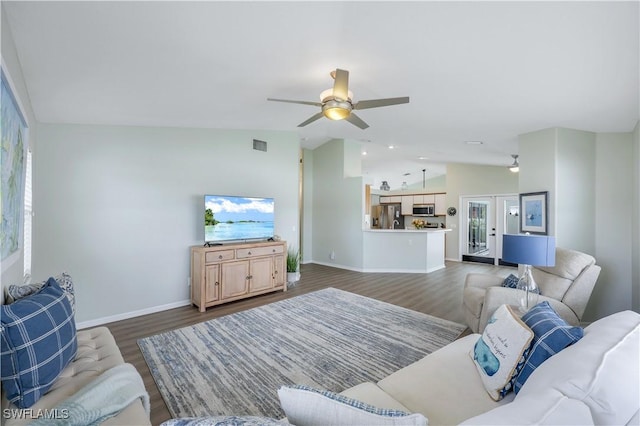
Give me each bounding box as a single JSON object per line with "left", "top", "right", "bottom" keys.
{"left": 268, "top": 68, "right": 409, "bottom": 129}
{"left": 509, "top": 154, "right": 520, "bottom": 173}
{"left": 323, "top": 100, "right": 352, "bottom": 120}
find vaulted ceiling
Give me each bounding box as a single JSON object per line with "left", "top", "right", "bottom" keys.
{"left": 3, "top": 1, "right": 638, "bottom": 188}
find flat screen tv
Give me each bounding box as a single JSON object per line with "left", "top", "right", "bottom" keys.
{"left": 204, "top": 195, "right": 275, "bottom": 244}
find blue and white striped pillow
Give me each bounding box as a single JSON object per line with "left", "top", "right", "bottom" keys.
{"left": 278, "top": 384, "right": 427, "bottom": 426}
{"left": 513, "top": 301, "right": 583, "bottom": 393}
{"left": 1, "top": 278, "right": 77, "bottom": 408}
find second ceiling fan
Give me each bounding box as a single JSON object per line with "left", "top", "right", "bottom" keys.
{"left": 267, "top": 68, "right": 409, "bottom": 129}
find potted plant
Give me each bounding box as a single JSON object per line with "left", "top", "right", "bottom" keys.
{"left": 286, "top": 249, "right": 300, "bottom": 284}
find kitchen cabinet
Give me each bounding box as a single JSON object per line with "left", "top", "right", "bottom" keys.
{"left": 435, "top": 193, "right": 446, "bottom": 216}
{"left": 191, "top": 240, "right": 286, "bottom": 312}
{"left": 401, "top": 196, "right": 413, "bottom": 215}
{"left": 380, "top": 196, "right": 402, "bottom": 204}
{"left": 423, "top": 194, "right": 435, "bottom": 204}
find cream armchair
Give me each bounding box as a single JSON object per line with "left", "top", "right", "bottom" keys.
{"left": 463, "top": 247, "right": 601, "bottom": 333}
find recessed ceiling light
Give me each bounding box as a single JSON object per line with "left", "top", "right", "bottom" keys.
{"left": 418, "top": 156, "right": 429, "bottom": 160}
{"left": 388, "top": 145, "right": 395, "bottom": 149}
{"left": 362, "top": 151, "right": 368, "bottom": 156}
{"left": 465, "top": 141, "right": 484, "bottom": 145}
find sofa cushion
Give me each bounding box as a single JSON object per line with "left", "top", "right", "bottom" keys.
{"left": 470, "top": 304, "right": 533, "bottom": 401}
{"left": 532, "top": 248, "right": 594, "bottom": 300}
{"left": 373, "top": 334, "right": 513, "bottom": 425}
{"left": 460, "top": 388, "right": 594, "bottom": 425}
{"left": 462, "top": 286, "right": 486, "bottom": 317}
{"left": 1, "top": 327, "right": 150, "bottom": 426}
{"left": 278, "top": 385, "right": 427, "bottom": 426}
{"left": 339, "top": 382, "right": 411, "bottom": 412}
{"left": 516, "top": 310, "right": 640, "bottom": 425}
{"left": 514, "top": 301, "right": 583, "bottom": 393}
{"left": 1, "top": 278, "right": 77, "bottom": 409}
{"left": 536, "top": 248, "right": 595, "bottom": 280}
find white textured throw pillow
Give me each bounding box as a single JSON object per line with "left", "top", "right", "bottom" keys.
{"left": 278, "top": 385, "right": 428, "bottom": 426}
{"left": 470, "top": 304, "right": 533, "bottom": 401}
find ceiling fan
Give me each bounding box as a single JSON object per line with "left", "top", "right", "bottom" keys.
{"left": 267, "top": 68, "right": 409, "bottom": 129}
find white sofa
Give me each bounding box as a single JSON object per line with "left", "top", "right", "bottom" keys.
{"left": 1, "top": 327, "right": 150, "bottom": 426}
{"left": 341, "top": 310, "right": 640, "bottom": 425}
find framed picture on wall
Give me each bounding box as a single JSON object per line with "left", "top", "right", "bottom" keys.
{"left": 1, "top": 66, "right": 29, "bottom": 267}
{"left": 519, "top": 191, "right": 548, "bottom": 235}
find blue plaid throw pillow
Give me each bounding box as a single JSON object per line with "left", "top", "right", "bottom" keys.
{"left": 1, "top": 278, "right": 77, "bottom": 408}
{"left": 502, "top": 273, "right": 540, "bottom": 294}
{"left": 513, "top": 301, "right": 583, "bottom": 394}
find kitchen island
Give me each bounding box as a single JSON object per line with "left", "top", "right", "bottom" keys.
{"left": 363, "top": 228, "right": 451, "bottom": 273}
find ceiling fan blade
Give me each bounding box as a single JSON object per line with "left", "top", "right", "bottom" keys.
{"left": 345, "top": 113, "right": 369, "bottom": 129}
{"left": 354, "top": 97, "right": 410, "bottom": 110}
{"left": 332, "top": 69, "right": 350, "bottom": 101}
{"left": 267, "top": 98, "right": 322, "bottom": 107}
{"left": 298, "top": 112, "right": 325, "bottom": 127}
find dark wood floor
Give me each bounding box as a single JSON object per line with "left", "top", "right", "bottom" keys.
{"left": 102, "top": 261, "right": 512, "bottom": 425}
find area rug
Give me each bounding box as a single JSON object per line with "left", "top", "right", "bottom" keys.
{"left": 138, "top": 288, "right": 466, "bottom": 419}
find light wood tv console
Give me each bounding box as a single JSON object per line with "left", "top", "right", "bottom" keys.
{"left": 190, "top": 240, "right": 287, "bottom": 312}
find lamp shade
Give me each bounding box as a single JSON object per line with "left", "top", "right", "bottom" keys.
{"left": 502, "top": 234, "right": 556, "bottom": 267}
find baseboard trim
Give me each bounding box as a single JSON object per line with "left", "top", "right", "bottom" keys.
{"left": 312, "top": 261, "right": 363, "bottom": 272}
{"left": 311, "top": 261, "right": 446, "bottom": 274}
{"left": 76, "top": 299, "right": 192, "bottom": 330}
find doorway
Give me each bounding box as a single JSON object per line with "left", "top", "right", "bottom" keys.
{"left": 461, "top": 195, "right": 518, "bottom": 265}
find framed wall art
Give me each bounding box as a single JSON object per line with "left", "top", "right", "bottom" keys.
{"left": 519, "top": 191, "right": 548, "bottom": 235}
{"left": 1, "top": 64, "right": 29, "bottom": 265}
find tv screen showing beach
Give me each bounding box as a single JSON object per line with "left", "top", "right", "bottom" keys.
{"left": 205, "top": 195, "right": 274, "bottom": 243}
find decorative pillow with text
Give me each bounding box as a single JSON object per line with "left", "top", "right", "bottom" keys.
{"left": 470, "top": 304, "right": 534, "bottom": 401}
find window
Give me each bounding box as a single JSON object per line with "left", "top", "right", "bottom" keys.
{"left": 23, "top": 149, "right": 32, "bottom": 281}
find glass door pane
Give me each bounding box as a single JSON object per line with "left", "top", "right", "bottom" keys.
{"left": 468, "top": 201, "right": 488, "bottom": 254}
{"left": 496, "top": 195, "right": 519, "bottom": 265}
{"left": 462, "top": 196, "right": 495, "bottom": 263}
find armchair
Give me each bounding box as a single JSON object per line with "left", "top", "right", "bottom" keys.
{"left": 463, "top": 247, "right": 601, "bottom": 333}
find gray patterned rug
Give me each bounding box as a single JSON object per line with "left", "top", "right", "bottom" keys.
{"left": 138, "top": 288, "right": 465, "bottom": 419}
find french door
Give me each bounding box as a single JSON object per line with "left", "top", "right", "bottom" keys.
{"left": 461, "top": 195, "right": 518, "bottom": 265}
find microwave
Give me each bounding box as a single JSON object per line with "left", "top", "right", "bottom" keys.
{"left": 413, "top": 204, "right": 435, "bottom": 216}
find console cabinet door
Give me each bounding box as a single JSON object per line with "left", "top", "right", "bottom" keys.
{"left": 205, "top": 264, "right": 220, "bottom": 303}
{"left": 249, "top": 257, "right": 273, "bottom": 292}
{"left": 221, "top": 261, "right": 250, "bottom": 299}
{"left": 272, "top": 254, "right": 285, "bottom": 287}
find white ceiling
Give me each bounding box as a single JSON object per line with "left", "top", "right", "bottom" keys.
{"left": 4, "top": 1, "right": 638, "bottom": 189}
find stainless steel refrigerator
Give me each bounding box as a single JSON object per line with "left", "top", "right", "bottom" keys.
{"left": 379, "top": 204, "right": 404, "bottom": 229}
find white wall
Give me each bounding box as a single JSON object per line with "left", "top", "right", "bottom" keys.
{"left": 556, "top": 128, "right": 596, "bottom": 253}
{"left": 0, "top": 6, "right": 38, "bottom": 291}
{"left": 633, "top": 121, "right": 640, "bottom": 313}
{"left": 519, "top": 128, "right": 557, "bottom": 236}
{"left": 444, "top": 163, "right": 519, "bottom": 260}
{"left": 310, "top": 139, "right": 364, "bottom": 270}
{"left": 588, "top": 132, "right": 634, "bottom": 319}
{"left": 301, "top": 148, "right": 314, "bottom": 263}
{"left": 518, "top": 127, "right": 635, "bottom": 321}
{"left": 33, "top": 124, "right": 300, "bottom": 325}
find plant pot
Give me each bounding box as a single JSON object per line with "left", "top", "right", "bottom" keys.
{"left": 287, "top": 271, "right": 300, "bottom": 283}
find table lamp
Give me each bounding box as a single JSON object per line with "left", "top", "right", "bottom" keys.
{"left": 502, "top": 233, "right": 556, "bottom": 312}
